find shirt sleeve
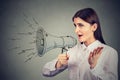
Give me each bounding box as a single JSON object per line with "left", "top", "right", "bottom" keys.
{"left": 90, "top": 48, "right": 118, "bottom": 80}
{"left": 42, "top": 58, "right": 68, "bottom": 77}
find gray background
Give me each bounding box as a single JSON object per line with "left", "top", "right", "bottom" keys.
{"left": 0, "top": 0, "right": 120, "bottom": 80}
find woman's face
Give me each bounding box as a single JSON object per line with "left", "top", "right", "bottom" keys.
{"left": 73, "top": 17, "right": 97, "bottom": 45}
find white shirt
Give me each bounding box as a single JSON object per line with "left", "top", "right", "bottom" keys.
{"left": 42, "top": 40, "right": 118, "bottom": 80}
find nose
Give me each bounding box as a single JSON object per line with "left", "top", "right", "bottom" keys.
{"left": 75, "top": 26, "right": 79, "bottom": 34}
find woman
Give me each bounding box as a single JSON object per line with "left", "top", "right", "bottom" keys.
{"left": 42, "top": 8, "right": 118, "bottom": 80}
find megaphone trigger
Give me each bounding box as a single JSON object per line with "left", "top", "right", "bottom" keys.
{"left": 61, "top": 47, "right": 68, "bottom": 53}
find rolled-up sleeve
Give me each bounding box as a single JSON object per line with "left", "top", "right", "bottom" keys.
{"left": 42, "top": 58, "right": 67, "bottom": 77}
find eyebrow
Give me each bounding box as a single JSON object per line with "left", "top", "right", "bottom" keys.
{"left": 74, "top": 23, "right": 84, "bottom": 27}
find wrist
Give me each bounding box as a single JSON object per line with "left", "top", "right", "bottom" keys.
{"left": 90, "top": 63, "right": 96, "bottom": 69}
{"left": 90, "top": 65, "right": 94, "bottom": 69}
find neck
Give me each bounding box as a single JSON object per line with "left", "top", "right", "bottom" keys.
{"left": 84, "top": 38, "right": 96, "bottom": 47}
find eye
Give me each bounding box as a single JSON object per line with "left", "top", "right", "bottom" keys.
{"left": 78, "top": 23, "right": 84, "bottom": 27}
{"left": 73, "top": 24, "right": 76, "bottom": 27}
{"left": 73, "top": 23, "right": 84, "bottom": 28}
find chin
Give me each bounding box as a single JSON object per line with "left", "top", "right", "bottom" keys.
{"left": 78, "top": 39, "right": 84, "bottom": 43}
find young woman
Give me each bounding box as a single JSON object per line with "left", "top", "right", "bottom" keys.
{"left": 42, "top": 8, "right": 118, "bottom": 80}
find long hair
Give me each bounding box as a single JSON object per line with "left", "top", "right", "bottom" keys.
{"left": 72, "top": 8, "right": 106, "bottom": 44}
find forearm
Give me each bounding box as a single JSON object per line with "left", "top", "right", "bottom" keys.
{"left": 42, "top": 59, "right": 67, "bottom": 77}
{"left": 90, "top": 69, "right": 118, "bottom": 80}
{"left": 88, "top": 47, "right": 118, "bottom": 80}
{"left": 90, "top": 61, "right": 118, "bottom": 80}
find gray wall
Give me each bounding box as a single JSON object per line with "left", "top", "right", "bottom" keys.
{"left": 0, "top": 0, "right": 120, "bottom": 80}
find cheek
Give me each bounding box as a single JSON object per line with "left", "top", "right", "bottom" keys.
{"left": 83, "top": 30, "right": 93, "bottom": 38}
{"left": 82, "top": 28, "right": 90, "bottom": 34}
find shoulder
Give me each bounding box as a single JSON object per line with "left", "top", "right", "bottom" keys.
{"left": 102, "top": 44, "right": 118, "bottom": 57}
{"left": 103, "top": 44, "right": 117, "bottom": 52}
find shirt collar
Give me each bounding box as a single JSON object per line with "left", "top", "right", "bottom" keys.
{"left": 81, "top": 40, "right": 103, "bottom": 52}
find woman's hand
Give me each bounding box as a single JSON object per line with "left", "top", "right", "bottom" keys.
{"left": 55, "top": 53, "right": 69, "bottom": 69}
{"left": 88, "top": 47, "right": 103, "bottom": 69}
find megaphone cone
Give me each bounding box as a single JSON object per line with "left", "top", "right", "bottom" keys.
{"left": 36, "top": 27, "right": 77, "bottom": 57}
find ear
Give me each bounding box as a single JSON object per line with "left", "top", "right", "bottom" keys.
{"left": 91, "top": 23, "right": 97, "bottom": 32}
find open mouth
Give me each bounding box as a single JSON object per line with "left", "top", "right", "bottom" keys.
{"left": 78, "top": 34, "right": 83, "bottom": 38}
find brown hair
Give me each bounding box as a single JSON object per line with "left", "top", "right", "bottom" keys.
{"left": 72, "top": 8, "right": 105, "bottom": 44}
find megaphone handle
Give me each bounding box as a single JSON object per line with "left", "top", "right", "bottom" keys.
{"left": 61, "top": 47, "right": 68, "bottom": 53}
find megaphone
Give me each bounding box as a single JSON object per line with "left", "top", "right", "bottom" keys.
{"left": 36, "top": 27, "right": 77, "bottom": 57}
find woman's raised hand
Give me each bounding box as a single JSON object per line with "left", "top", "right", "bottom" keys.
{"left": 88, "top": 47, "right": 103, "bottom": 69}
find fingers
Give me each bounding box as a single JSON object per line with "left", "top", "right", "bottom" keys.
{"left": 88, "top": 52, "right": 93, "bottom": 64}
{"left": 66, "top": 53, "right": 69, "bottom": 60}
{"left": 58, "top": 53, "right": 69, "bottom": 60}
{"left": 96, "top": 47, "right": 103, "bottom": 54}
{"left": 93, "top": 47, "right": 103, "bottom": 56}
{"left": 58, "top": 53, "right": 69, "bottom": 65}
{"left": 88, "top": 52, "right": 93, "bottom": 59}
{"left": 88, "top": 47, "right": 103, "bottom": 65}
{"left": 93, "top": 48, "right": 97, "bottom": 55}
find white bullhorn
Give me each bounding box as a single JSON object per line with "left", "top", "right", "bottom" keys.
{"left": 36, "top": 27, "right": 77, "bottom": 57}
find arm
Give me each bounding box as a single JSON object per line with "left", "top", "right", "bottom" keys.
{"left": 88, "top": 47, "right": 118, "bottom": 80}
{"left": 42, "top": 53, "right": 69, "bottom": 77}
